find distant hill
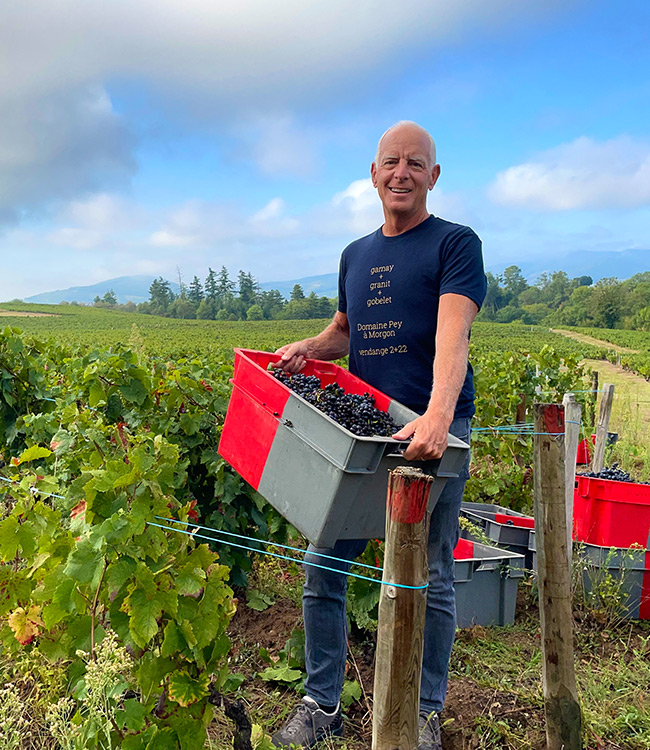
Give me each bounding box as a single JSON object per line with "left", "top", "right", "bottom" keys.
{"left": 20, "top": 249, "right": 649, "bottom": 304}
{"left": 259, "top": 273, "right": 338, "bottom": 299}
{"left": 25, "top": 273, "right": 338, "bottom": 305}
{"left": 25, "top": 275, "right": 181, "bottom": 305}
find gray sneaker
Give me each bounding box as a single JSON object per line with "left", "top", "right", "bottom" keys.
{"left": 418, "top": 710, "right": 442, "bottom": 750}
{"left": 271, "top": 697, "right": 343, "bottom": 748}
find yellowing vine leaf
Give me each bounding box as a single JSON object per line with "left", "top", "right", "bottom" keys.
{"left": 8, "top": 605, "right": 44, "bottom": 645}
{"left": 167, "top": 669, "right": 210, "bottom": 707}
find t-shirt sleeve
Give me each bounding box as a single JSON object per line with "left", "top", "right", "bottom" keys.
{"left": 439, "top": 228, "right": 487, "bottom": 310}
{"left": 337, "top": 252, "right": 348, "bottom": 314}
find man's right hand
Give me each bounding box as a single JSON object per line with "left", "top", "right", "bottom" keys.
{"left": 273, "top": 341, "right": 311, "bottom": 373}
{"left": 273, "top": 312, "right": 350, "bottom": 372}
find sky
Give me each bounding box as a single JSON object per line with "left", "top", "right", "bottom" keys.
{"left": 1, "top": 0, "right": 649, "bottom": 301}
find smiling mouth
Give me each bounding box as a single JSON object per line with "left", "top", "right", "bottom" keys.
{"left": 388, "top": 187, "right": 411, "bottom": 193}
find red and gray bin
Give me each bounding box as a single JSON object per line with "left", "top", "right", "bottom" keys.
{"left": 572, "top": 474, "right": 650, "bottom": 619}
{"left": 573, "top": 474, "right": 650, "bottom": 549}
{"left": 218, "top": 348, "right": 469, "bottom": 548}
{"left": 460, "top": 502, "right": 535, "bottom": 570}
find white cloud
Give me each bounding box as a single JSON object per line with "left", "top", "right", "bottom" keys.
{"left": 0, "top": 1, "right": 556, "bottom": 102}
{"left": 489, "top": 136, "right": 650, "bottom": 211}
{"left": 328, "top": 178, "right": 383, "bottom": 236}
{"left": 149, "top": 230, "right": 198, "bottom": 247}
{"left": 245, "top": 117, "right": 320, "bottom": 178}
{"left": 253, "top": 198, "right": 286, "bottom": 222}
{"left": 47, "top": 227, "right": 102, "bottom": 250}
{"left": 0, "top": 87, "right": 134, "bottom": 223}
{"left": 0, "top": 0, "right": 564, "bottom": 223}
{"left": 65, "top": 193, "right": 136, "bottom": 229}
{"left": 332, "top": 179, "right": 377, "bottom": 210}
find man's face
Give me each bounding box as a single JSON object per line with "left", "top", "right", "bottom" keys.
{"left": 371, "top": 125, "right": 440, "bottom": 222}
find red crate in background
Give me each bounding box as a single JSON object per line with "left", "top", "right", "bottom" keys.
{"left": 576, "top": 438, "right": 592, "bottom": 465}
{"left": 576, "top": 432, "right": 618, "bottom": 465}
{"left": 453, "top": 538, "right": 474, "bottom": 559}
{"left": 573, "top": 474, "right": 650, "bottom": 549}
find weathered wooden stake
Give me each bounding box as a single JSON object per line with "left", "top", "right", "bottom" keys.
{"left": 591, "top": 383, "right": 615, "bottom": 473}
{"left": 562, "top": 393, "right": 582, "bottom": 565}
{"left": 372, "top": 466, "right": 434, "bottom": 750}
{"left": 533, "top": 403, "right": 582, "bottom": 750}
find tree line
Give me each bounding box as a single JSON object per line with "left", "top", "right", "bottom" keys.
{"left": 91, "top": 265, "right": 650, "bottom": 330}
{"left": 92, "top": 266, "right": 337, "bottom": 321}
{"left": 477, "top": 267, "right": 650, "bottom": 331}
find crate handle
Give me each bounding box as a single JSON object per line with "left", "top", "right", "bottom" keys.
{"left": 279, "top": 419, "right": 386, "bottom": 474}
{"left": 383, "top": 439, "right": 415, "bottom": 459}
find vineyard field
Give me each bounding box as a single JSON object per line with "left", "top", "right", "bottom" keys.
{"left": 2, "top": 307, "right": 649, "bottom": 748}
{"left": 0, "top": 302, "right": 609, "bottom": 361}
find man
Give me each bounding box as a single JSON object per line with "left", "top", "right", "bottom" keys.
{"left": 271, "top": 121, "right": 486, "bottom": 750}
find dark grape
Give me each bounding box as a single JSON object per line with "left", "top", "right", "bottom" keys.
{"left": 272, "top": 369, "right": 403, "bottom": 437}
{"left": 578, "top": 463, "right": 649, "bottom": 484}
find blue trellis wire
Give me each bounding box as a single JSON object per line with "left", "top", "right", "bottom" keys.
{"left": 0, "top": 474, "right": 66, "bottom": 500}
{"left": 149, "top": 518, "right": 428, "bottom": 591}
{"left": 0, "top": 475, "right": 427, "bottom": 590}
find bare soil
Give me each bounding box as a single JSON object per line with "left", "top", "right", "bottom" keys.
{"left": 550, "top": 328, "right": 639, "bottom": 354}
{"left": 0, "top": 310, "right": 57, "bottom": 317}
{"left": 224, "top": 588, "right": 650, "bottom": 749}
{"left": 226, "top": 595, "right": 546, "bottom": 749}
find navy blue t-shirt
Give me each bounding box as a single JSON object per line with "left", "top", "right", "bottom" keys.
{"left": 338, "top": 215, "right": 486, "bottom": 418}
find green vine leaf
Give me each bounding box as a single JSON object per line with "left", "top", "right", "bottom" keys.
{"left": 122, "top": 587, "right": 163, "bottom": 647}
{"left": 17, "top": 445, "right": 52, "bottom": 464}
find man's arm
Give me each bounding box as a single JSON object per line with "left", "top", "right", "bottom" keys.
{"left": 274, "top": 311, "right": 350, "bottom": 372}
{"left": 393, "top": 293, "right": 478, "bottom": 460}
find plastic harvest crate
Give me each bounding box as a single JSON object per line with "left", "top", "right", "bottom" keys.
{"left": 576, "top": 542, "right": 650, "bottom": 620}
{"left": 576, "top": 432, "right": 618, "bottom": 465}
{"left": 218, "top": 348, "right": 470, "bottom": 547}
{"left": 573, "top": 474, "right": 650, "bottom": 548}
{"left": 460, "top": 502, "right": 535, "bottom": 569}
{"left": 453, "top": 538, "right": 525, "bottom": 627}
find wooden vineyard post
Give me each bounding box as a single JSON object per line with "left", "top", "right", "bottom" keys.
{"left": 533, "top": 403, "right": 582, "bottom": 750}
{"left": 591, "top": 383, "right": 615, "bottom": 473}
{"left": 372, "top": 467, "right": 434, "bottom": 750}
{"left": 562, "top": 393, "right": 582, "bottom": 565}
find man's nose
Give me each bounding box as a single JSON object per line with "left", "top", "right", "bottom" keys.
{"left": 394, "top": 158, "right": 410, "bottom": 179}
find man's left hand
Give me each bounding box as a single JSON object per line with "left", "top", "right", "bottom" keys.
{"left": 392, "top": 414, "right": 449, "bottom": 461}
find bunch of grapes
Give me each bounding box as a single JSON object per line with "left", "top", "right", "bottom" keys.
{"left": 272, "top": 370, "right": 403, "bottom": 437}
{"left": 578, "top": 463, "right": 649, "bottom": 484}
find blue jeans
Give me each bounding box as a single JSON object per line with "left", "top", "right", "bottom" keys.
{"left": 302, "top": 417, "right": 471, "bottom": 714}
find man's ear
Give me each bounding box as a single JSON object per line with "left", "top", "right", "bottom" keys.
{"left": 429, "top": 163, "right": 441, "bottom": 190}
{"left": 371, "top": 161, "right": 378, "bottom": 188}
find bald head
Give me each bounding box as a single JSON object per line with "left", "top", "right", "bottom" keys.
{"left": 375, "top": 121, "right": 437, "bottom": 168}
